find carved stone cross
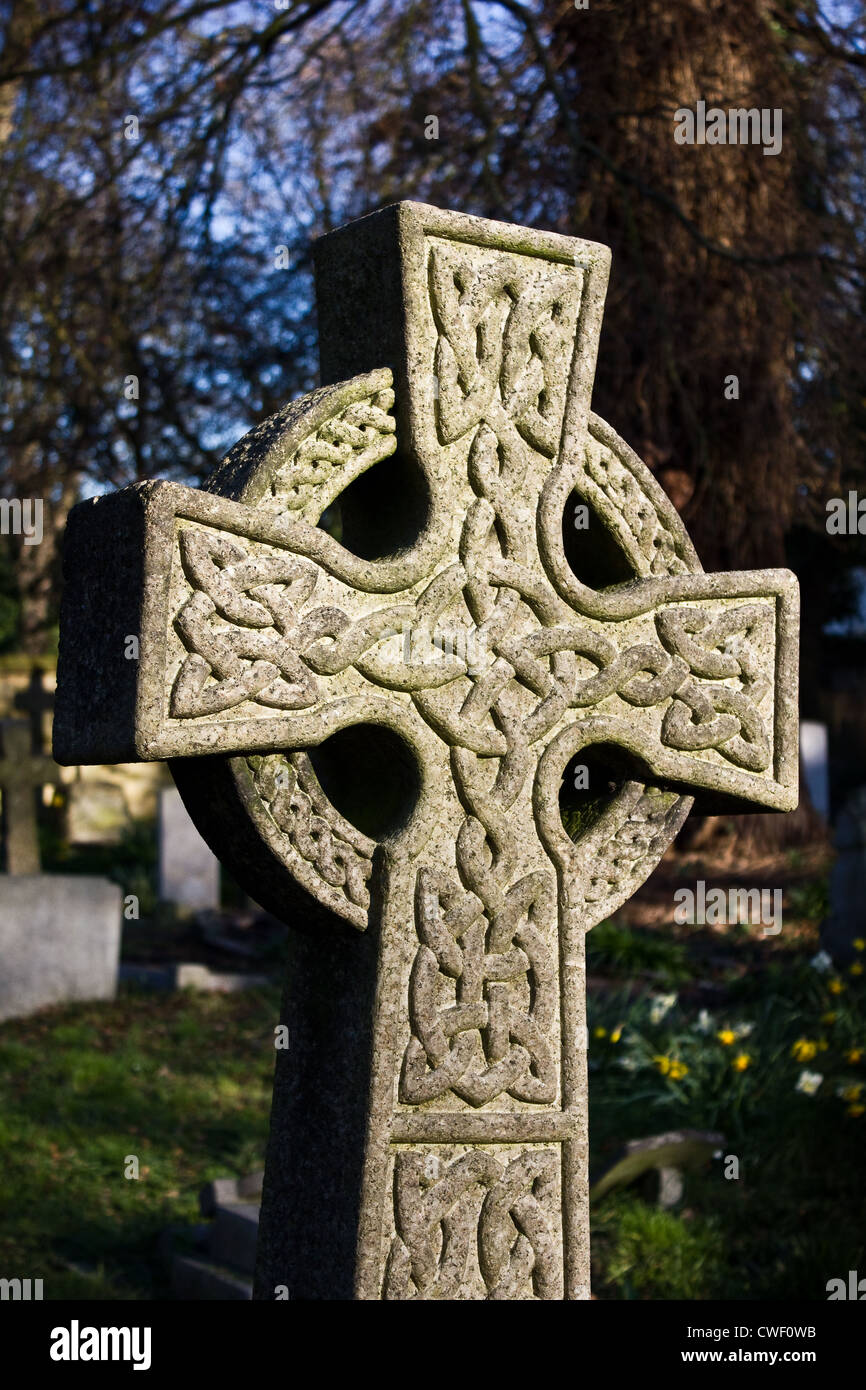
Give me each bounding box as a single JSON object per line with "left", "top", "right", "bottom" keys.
{"left": 14, "top": 666, "right": 55, "bottom": 754}
{"left": 54, "top": 203, "right": 799, "bottom": 1300}
{"left": 1, "top": 718, "right": 56, "bottom": 874}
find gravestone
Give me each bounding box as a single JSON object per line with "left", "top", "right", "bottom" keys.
{"left": 822, "top": 785, "right": 866, "bottom": 962}
{"left": 799, "top": 720, "right": 829, "bottom": 821}
{"left": 66, "top": 777, "right": 129, "bottom": 845}
{"left": 0, "top": 875, "right": 122, "bottom": 1022}
{"left": 590, "top": 1129, "right": 725, "bottom": 1209}
{"left": 54, "top": 202, "right": 799, "bottom": 1300}
{"left": 0, "top": 719, "right": 123, "bottom": 1019}
{"left": 0, "top": 718, "right": 56, "bottom": 873}
{"left": 158, "top": 785, "right": 221, "bottom": 911}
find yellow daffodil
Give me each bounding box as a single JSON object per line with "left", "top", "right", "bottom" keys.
{"left": 845, "top": 1048, "right": 864, "bottom": 1064}
{"left": 821, "top": 1012, "right": 838, "bottom": 1026}
{"left": 791, "top": 1038, "right": 818, "bottom": 1062}
{"left": 594, "top": 1026, "right": 607, "bottom": 1039}
{"left": 717, "top": 1029, "right": 736, "bottom": 1046}
{"left": 853, "top": 939, "right": 865, "bottom": 952}
{"left": 732, "top": 1053, "right": 751, "bottom": 1072}
{"left": 847, "top": 1104, "right": 865, "bottom": 1118}
{"left": 828, "top": 978, "right": 845, "bottom": 995}
{"left": 610, "top": 1026, "right": 622, "bottom": 1044}
{"left": 654, "top": 1054, "right": 671, "bottom": 1075}
{"left": 668, "top": 1059, "right": 688, "bottom": 1080}
{"left": 850, "top": 962, "right": 864, "bottom": 977}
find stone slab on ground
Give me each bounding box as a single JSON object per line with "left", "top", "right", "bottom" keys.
{"left": 170, "top": 1256, "right": 252, "bottom": 1301}
{"left": 0, "top": 875, "right": 122, "bottom": 1021}
{"left": 199, "top": 1171, "right": 263, "bottom": 1217}
{"left": 209, "top": 1204, "right": 260, "bottom": 1273}
{"left": 591, "top": 1129, "right": 725, "bottom": 1208}
{"left": 119, "top": 962, "right": 272, "bottom": 993}
{"left": 170, "top": 1170, "right": 263, "bottom": 1299}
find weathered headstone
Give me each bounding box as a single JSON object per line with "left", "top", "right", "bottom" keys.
{"left": 158, "top": 785, "right": 221, "bottom": 911}
{"left": 800, "top": 719, "right": 829, "bottom": 821}
{"left": 0, "top": 875, "right": 122, "bottom": 1021}
{"left": 54, "top": 202, "right": 799, "bottom": 1300}
{"left": 65, "top": 777, "right": 129, "bottom": 845}
{"left": 0, "top": 718, "right": 56, "bottom": 874}
{"left": 822, "top": 785, "right": 866, "bottom": 962}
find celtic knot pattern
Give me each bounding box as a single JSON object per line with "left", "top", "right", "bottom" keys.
{"left": 401, "top": 866, "right": 556, "bottom": 1106}
{"left": 582, "top": 786, "right": 688, "bottom": 908}
{"left": 384, "top": 1149, "right": 561, "bottom": 1300}
{"left": 268, "top": 385, "right": 395, "bottom": 513}
{"left": 580, "top": 434, "right": 692, "bottom": 577}
{"left": 170, "top": 528, "right": 340, "bottom": 719}
{"left": 58, "top": 205, "right": 799, "bottom": 1304}
{"left": 430, "top": 240, "right": 581, "bottom": 459}
{"left": 247, "top": 752, "right": 373, "bottom": 911}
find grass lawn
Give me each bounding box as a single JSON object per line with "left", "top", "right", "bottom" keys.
{"left": 0, "top": 985, "right": 281, "bottom": 1299}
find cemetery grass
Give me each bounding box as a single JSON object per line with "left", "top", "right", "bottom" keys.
{"left": 0, "top": 984, "right": 280, "bottom": 1299}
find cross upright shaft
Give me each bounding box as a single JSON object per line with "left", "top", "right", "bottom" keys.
{"left": 0, "top": 719, "right": 56, "bottom": 874}
{"left": 54, "top": 203, "right": 799, "bottom": 1299}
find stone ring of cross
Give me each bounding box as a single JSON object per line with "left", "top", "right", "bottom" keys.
{"left": 54, "top": 203, "right": 798, "bottom": 1301}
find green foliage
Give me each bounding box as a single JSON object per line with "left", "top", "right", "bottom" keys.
{"left": 593, "top": 1196, "right": 725, "bottom": 1300}
{"left": 788, "top": 876, "right": 830, "bottom": 923}
{"left": 587, "top": 919, "right": 691, "bottom": 984}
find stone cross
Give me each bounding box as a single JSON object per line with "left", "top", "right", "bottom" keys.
{"left": 0, "top": 718, "right": 57, "bottom": 874}
{"left": 53, "top": 203, "right": 799, "bottom": 1300}
{"left": 14, "top": 666, "right": 55, "bottom": 754}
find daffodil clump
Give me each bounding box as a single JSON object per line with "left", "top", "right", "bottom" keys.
{"left": 587, "top": 938, "right": 866, "bottom": 1127}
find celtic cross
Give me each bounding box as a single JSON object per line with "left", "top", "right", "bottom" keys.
{"left": 54, "top": 203, "right": 798, "bottom": 1300}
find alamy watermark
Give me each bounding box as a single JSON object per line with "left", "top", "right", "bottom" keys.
{"left": 674, "top": 880, "right": 782, "bottom": 936}
{"left": 0, "top": 1276, "right": 43, "bottom": 1300}
{"left": 826, "top": 492, "right": 865, "bottom": 535}
{"left": 674, "top": 101, "right": 782, "bottom": 157}
{"left": 49, "top": 1321, "right": 151, "bottom": 1370}
{"left": 0, "top": 498, "right": 43, "bottom": 545}
{"left": 379, "top": 621, "right": 489, "bottom": 677}
{"left": 826, "top": 1270, "right": 866, "bottom": 1300}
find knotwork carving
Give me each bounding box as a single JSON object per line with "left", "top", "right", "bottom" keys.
{"left": 247, "top": 752, "right": 373, "bottom": 911}
{"left": 171, "top": 530, "right": 328, "bottom": 717}
{"left": 580, "top": 785, "right": 690, "bottom": 910}
{"left": 384, "top": 1148, "right": 561, "bottom": 1300}
{"left": 163, "top": 234, "right": 776, "bottom": 1015}
{"left": 401, "top": 866, "right": 557, "bottom": 1106}
{"left": 430, "top": 240, "right": 582, "bottom": 459}
{"left": 268, "top": 385, "right": 395, "bottom": 514}
{"left": 579, "top": 433, "right": 693, "bottom": 577}
{"left": 54, "top": 203, "right": 801, "bottom": 1305}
